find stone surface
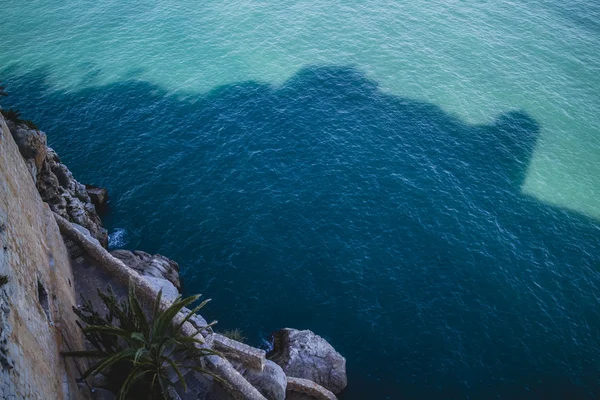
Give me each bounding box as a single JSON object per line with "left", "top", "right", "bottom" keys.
{"left": 111, "top": 249, "right": 181, "bottom": 290}
{"left": 0, "top": 113, "right": 89, "bottom": 399}
{"left": 268, "top": 329, "right": 347, "bottom": 395}
{"left": 235, "top": 360, "right": 286, "bottom": 400}
{"left": 143, "top": 276, "right": 179, "bottom": 302}
{"left": 6, "top": 119, "right": 108, "bottom": 248}
{"left": 286, "top": 377, "right": 336, "bottom": 400}
{"left": 6, "top": 120, "right": 47, "bottom": 173}
{"left": 85, "top": 185, "right": 109, "bottom": 212}
{"left": 181, "top": 308, "right": 213, "bottom": 337}
{"left": 211, "top": 334, "right": 266, "bottom": 372}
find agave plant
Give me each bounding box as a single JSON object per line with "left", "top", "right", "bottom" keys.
{"left": 65, "top": 283, "right": 219, "bottom": 400}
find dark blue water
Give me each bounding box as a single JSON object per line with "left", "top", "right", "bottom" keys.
{"left": 3, "top": 66, "right": 600, "bottom": 399}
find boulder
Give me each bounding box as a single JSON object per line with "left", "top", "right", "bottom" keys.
{"left": 268, "top": 329, "right": 346, "bottom": 394}
{"left": 237, "top": 360, "right": 287, "bottom": 400}
{"left": 111, "top": 249, "right": 181, "bottom": 290}
{"left": 85, "top": 184, "right": 109, "bottom": 212}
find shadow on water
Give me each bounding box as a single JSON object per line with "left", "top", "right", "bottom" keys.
{"left": 2, "top": 65, "right": 600, "bottom": 399}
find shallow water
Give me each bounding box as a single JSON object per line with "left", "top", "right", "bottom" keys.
{"left": 2, "top": 1, "right": 600, "bottom": 398}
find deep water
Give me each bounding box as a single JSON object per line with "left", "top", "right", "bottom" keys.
{"left": 2, "top": 1, "right": 600, "bottom": 399}
{"left": 3, "top": 66, "right": 600, "bottom": 399}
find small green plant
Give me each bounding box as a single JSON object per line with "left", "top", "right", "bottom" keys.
{"left": 0, "top": 275, "right": 7, "bottom": 287}
{"left": 23, "top": 119, "right": 38, "bottom": 130}
{"left": 0, "top": 108, "right": 21, "bottom": 121}
{"left": 0, "top": 108, "right": 38, "bottom": 130}
{"left": 221, "top": 328, "right": 247, "bottom": 343}
{"left": 65, "top": 284, "right": 219, "bottom": 400}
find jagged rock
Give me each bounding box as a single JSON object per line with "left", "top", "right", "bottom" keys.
{"left": 268, "top": 329, "right": 347, "bottom": 395}
{"left": 85, "top": 184, "right": 109, "bottom": 212}
{"left": 7, "top": 121, "right": 108, "bottom": 247}
{"left": 111, "top": 249, "right": 181, "bottom": 290}
{"left": 234, "top": 360, "right": 286, "bottom": 400}
{"left": 6, "top": 120, "right": 47, "bottom": 173}
{"left": 38, "top": 148, "right": 108, "bottom": 247}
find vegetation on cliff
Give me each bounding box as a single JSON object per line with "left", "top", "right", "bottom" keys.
{"left": 65, "top": 284, "right": 219, "bottom": 400}
{"left": 221, "top": 328, "right": 247, "bottom": 343}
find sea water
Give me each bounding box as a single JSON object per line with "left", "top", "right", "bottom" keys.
{"left": 1, "top": 1, "right": 600, "bottom": 398}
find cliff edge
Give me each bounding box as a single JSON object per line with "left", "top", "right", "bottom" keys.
{"left": 0, "top": 113, "right": 88, "bottom": 399}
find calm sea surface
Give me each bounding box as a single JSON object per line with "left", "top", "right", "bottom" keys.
{"left": 2, "top": 1, "right": 600, "bottom": 398}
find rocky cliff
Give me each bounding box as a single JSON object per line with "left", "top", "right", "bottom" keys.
{"left": 6, "top": 119, "right": 108, "bottom": 247}
{"left": 0, "top": 113, "right": 87, "bottom": 399}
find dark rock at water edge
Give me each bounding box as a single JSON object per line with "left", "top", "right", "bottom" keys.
{"left": 268, "top": 329, "right": 347, "bottom": 395}
{"left": 85, "top": 184, "right": 109, "bottom": 213}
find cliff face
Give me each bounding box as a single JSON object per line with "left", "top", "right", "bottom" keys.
{"left": 0, "top": 113, "right": 86, "bottom": 399}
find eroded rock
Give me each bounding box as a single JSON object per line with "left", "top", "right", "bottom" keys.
{"left": 111, "top": 249, "right": 181, "bottom": 290}
{"left": 268, "top": 329, "right": 347, "bottom": 395}
{"left": 237, "top": 360, "right": 287, "bottom": 400}
{"left": 6, "top": 120, "right": 47, "bottom": 173}
{"left": 85, "top": 185, "right": 109, "bottom": 212}
{"left": 7, "top": 121, "right": 108, "bottom": 247}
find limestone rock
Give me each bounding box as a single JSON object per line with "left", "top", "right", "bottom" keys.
{"left": 143, "top": 276, "right": 179, "bottom": 302}
{"left": 180, "top": 308, "right": 213, "bottom": 337}
{"left": 268, "top": 329, "right": 347, "bottom": 394}
{"left": 64, "top": 223, "right": 102, "bottom": 259}
{"left": 235, "top": 360, "right": 286, "bottom": 400}
{"left": 85, "top": 185, "right": 109, "bottom": 212}
{"left": 286, "top": 377, "right": 336, "bottom": 400}
{"left": 0, "top": 113, "right": 87, "bottom": 399}
{"left": 7, "top": 120, "right": 108, "bottom": 248}
{"left": 37, "top": 148, "right": 108, "bottom": 247}
{"left": 6, "top": 120, "right": 47, "bottom": 173}
{"left": 111, "top": 249, "right": 181, "bottom": 290}
{"left": 71, "top": 223, "right": 102, "bottom": 247}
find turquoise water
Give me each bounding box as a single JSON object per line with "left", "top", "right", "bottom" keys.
{"left": 2, "top": 0, "right": 600, "bottom": 398}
